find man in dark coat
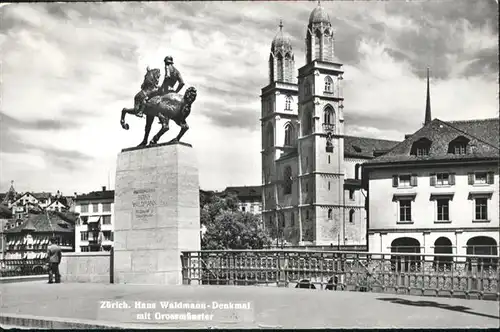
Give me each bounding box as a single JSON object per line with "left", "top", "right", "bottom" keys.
{"left": 47, "top": 237, "right": 62, "bottom": 284}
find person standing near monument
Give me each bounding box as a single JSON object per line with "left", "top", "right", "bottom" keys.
{"left": 47, "top": 237, "right": 62, "bottom": 284}
{"left": 160, "top": 56, "right": 185, "bottom": 94}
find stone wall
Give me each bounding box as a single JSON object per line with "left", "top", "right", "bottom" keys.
{"left": 59, "top": 252, "right": 110, "bottom": 283}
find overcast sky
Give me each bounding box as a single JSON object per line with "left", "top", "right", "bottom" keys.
{"left": 0, "top": 0, "right": 498, "bottom": 195}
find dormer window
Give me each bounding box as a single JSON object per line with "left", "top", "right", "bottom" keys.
{"left": 410, "top": 138, "right": 432, "bottom": 157}
{"left": 448, "top": 136, "right": 469, "bottom": 155}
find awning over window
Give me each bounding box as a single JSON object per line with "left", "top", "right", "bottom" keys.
{"left": 392, "top": 192, "right": 417, "bottom": 201}
{"left": 468, "top": 191, "right": 493, "bottom": 200}
{"left": 430, "top": 192, "right": 455, "bottom": 200}
{"left": 88, "top": 216, "right": 101, "bottom": 224}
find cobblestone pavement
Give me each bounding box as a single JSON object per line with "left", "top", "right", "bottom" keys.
{"left": 1, "top": 281, "right": 499, "bottom": 329}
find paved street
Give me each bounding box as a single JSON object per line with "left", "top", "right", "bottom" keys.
{"left": 0, "top": 281, "right": 499, "bottom": 329}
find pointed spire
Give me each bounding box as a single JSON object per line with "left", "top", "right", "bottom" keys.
{"left": 279, "top": 19, "right": 283, "bottom": 31}
{"left": 424, "top": 67, "right": 432, "bottom": 125}
{"left": 2, "top": 180, "right": 16, "bottom": 205}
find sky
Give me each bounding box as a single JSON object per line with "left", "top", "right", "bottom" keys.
{"left": 0, "top": 0, "right": 498, "bottom": 195}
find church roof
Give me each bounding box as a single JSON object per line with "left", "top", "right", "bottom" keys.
{"left": 309, "top": 3, "right": 330, "bottom": 25}
{"left": 365, "top": 118, "right": 499, "bottom": 165}
{"left": 271, "top": 21, "right": 293, "bottom": 53}
{"left": 344, "top": 136, "right": 401, "bottom": 159}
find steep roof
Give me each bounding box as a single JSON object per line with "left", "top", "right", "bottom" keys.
{"left": 344, "top": 136, "right": 401, "bottom": 159}
{"left": 0, "top": 204, "right": 12, "bottom": 218}
{"left": 32, "top": 192, "right": 51, "bottom": 200}
{"left": 75, "top": 190, "right": 115, "bottom": 201}
{"left": 446, "top": 118, "right": 499, "bottom": 147}
{"left": 5, "top": 211, "right": 74, "bottom": 234}
{"left": 365, "top": 118, "right": 499, "bottom": 165}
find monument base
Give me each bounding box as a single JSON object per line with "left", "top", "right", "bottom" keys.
{"left": 113, "top": 142, "right": 200, "bottom": 285}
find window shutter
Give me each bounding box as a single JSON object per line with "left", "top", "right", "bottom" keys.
{"left": 410, "top": 174, "right": 418, "bottom": 187}
{"left": 449, "top": 173, "right": 456, "bottom": 185}
{"left": 487, "top": 172, "right": 494, "bottom": 184}
{"left": 468, "top": 173, "right": 474, "bottom": 185}
{"left": 430, "top": 174, "right": 436, "bottom": 186}
{"left": 392, "top": 175, "right": 398, "bottom": 187}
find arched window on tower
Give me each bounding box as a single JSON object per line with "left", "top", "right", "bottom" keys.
{"left": 304, "top": 80, "right": 311, "bottom": 96}
{"left": 315, "top": 30, "right": 321, "bottom": 59}
{"left": 266, "top": 123, "right": 274, "bottom": 148}
{"left": 284, "top": 123, "right": 294, "bottom": 146}
{"left": 324, "top": 76, "right": 333, "bottom": 93}
{"left": 328, "top": 208, "right": 333, "bottom": 219}
{"left": 283, "top": 166, "right": 292, "bottom": 195}
{"left": 285, "top": 96, "right": 292, "bottom": 111}
{"left": 302, "top": 110, "right": 313, "bottom": 135}
{"left": 349, "top": 209, "right": 355, "bottom": 223}
{"left": 323, "top": 106, "right": 335, "bottom": 132}
{"left": 276, "top": 54, "right": 284, "bottom": 82}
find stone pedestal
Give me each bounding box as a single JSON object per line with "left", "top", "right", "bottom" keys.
{"left": 113, "top": 142, "right": 200, "bottom": 285}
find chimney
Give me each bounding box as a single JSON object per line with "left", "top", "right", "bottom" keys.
{"left": 102, "top": 186, "right": 106, "bottom": 191}
{"left": 404, "top": 134, "right": 412, "bottom": 139}
{"left": 74, "top": 192, "right": 77, "bottom": 198}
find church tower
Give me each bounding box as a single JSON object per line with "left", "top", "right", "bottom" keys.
{"left": 261, "top": 21, "right": 299, "bottom": 239}
{"left": 297, "top": 2, "right": 345, "bottom": 245}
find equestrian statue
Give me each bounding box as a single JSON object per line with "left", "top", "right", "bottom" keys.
{"left": 120, "top": 56, "right": 197, "bottom": 147}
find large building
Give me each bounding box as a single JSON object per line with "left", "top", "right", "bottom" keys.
{"left": 74, "top": 187, "right": 115, "bottom": 252}
{"left": 363, "top": 114, "right": 499, "bottom": 256}
{"left": 261, "top": 3, "right": 399, "bottom": 248}
{"left": 2, "top": 211, "right": 76, "bottom": 260}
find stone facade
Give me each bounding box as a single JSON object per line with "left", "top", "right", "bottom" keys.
{"left": 113, "top": 143, "right": 200, "bottom": 285}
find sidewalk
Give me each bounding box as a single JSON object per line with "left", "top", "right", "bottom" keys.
{"left": 1, "top": 281, "right": 499, "bottom": 329}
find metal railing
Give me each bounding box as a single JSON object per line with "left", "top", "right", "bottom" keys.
{"left": 180, "top": 250, "right": 499, "bottom": 301}
{"left": 0, "top": 259, "right": 47, "bottom": 277}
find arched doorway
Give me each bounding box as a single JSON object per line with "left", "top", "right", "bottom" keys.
{"left": 390, "top": 237, "right": 421, "bottom": 272}
{"left": 433, "top": 237, "right": 453, "bottom": 271}
{"left": 466, "top": 236, "right": 498, "bottom": 271}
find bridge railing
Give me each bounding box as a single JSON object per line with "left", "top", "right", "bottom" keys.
{"left": 180, "top": 250, "right": 499, "bottom": 301}
{"left": 0, "top": 259, "right": 48, "bottom": 277}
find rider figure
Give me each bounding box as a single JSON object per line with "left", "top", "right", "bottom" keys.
{"left": 136, "top": 69, "right": 160, "bottom": 118}
{"left": 160, "top": 56, "right": 185, "bottom": 94}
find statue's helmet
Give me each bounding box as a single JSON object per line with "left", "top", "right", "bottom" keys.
{"left": 164, "top": 56, "right": 174, "bottom": 64}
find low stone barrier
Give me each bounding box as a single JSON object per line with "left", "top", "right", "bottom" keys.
{"left": 59, "top": 252, "right": 111, "bottom": 283}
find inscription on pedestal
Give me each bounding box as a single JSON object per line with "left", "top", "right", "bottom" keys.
{"left": 132, "top": 188, "right": 157, "bottom": 219}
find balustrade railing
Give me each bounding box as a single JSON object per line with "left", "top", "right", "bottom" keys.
{"left": 0, "top": 259, "right": 47, "bottom": 277}
{"left": 181, "top": 250, "right": 499, "bottom": 301}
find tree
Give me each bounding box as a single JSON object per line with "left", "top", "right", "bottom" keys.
{"left": 200, "top": 193, "right": 270, "bottom": 250}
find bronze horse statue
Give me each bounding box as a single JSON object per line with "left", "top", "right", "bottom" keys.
{"left": 120, "top": 67, "right": 197, "bottom": 147}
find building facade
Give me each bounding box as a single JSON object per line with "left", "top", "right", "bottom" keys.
{"left": 363, "top": 117, "right": 499, "bottom": 256}
{"left": 261, "top": 4, "right": 399, "bottom": 247}
{"left": 2, "top": 211, "right": 76, "bottom": 260}
{"left": 74, "top": 187, "right": 115, "bottom": 252}
{"left": 219, "top": 186, "right": 262, "bottom": 216}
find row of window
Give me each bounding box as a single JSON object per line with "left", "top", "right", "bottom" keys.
{"left": 303, "top": 76, "right": 336, "bottom": 96}
{"left": 80, "top": 230, "right": 114, "bottom": 241}
{"left": 398, "top": 197, "right": 489, "bottom": 222}
{"left": 393, "top": 171, "right": 494, "bottom": 188}
{"left": 269, "top": 207, "right": 357, "bottom": 229}
{"left": 79, "top": 215, "right": 112, "bottom": 225}
{"left": 79, "top": 203, "right": 112, "bottom": 213}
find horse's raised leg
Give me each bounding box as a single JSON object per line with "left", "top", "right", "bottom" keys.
{"left": 120, "top": 108, "right": 131, "bottom": 130}
{"left": 137, "top": 114, "right": 154, "bottom": 147}
{"left": 149, "top": 115, "right": 170, "bottom": 145}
